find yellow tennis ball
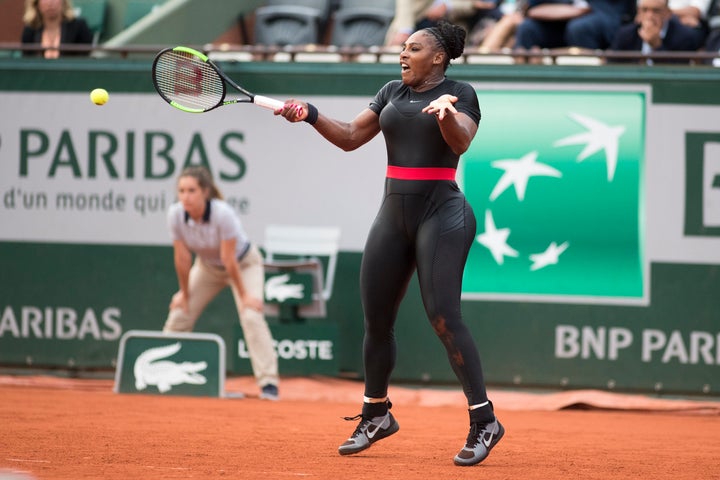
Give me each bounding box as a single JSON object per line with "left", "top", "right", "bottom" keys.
{"left": 90, "top": 88, "right": 109, "bottom": 106}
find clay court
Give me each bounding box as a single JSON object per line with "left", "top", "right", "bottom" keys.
{"left": 1, "top": 374, "right": 719, "bottom": 480}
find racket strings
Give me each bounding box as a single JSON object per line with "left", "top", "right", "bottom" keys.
{"left": 154, "top": 51, "right": 224, "bottom": 111}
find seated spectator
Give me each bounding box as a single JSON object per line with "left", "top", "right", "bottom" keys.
{"left": 670, "top": 0, "right": 712, "bottom": 29}
{"left": 705, "top": 27, "right": 720, "bottom": 64}
{"left": 472, "top": 0, "right": 529, "bottom": 49}
{"left": 513, "top": 0, "right": 637, "bottom": 51}
{"left": 464, "top": 0, "right": 507, "bottom": 47}
{"left": 21, "top": 0, "right": 93, "bottom": 58}
{"left": 385, "top": 0, "right": 480, "bottom": 46}
{"left": 703, "top": 0, "right": 720, "bottom": 63}
{"left": 667, "top": 0, "right": 712, "bottom": 48}
{"left": 608, "top": 0, "right": 705, "bottom": 63}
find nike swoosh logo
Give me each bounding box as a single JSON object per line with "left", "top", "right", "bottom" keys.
{"left": 366, "top": 423, "right": 380, "bottom": 439}
{"left": 409, "top": 100, "right": 422, "bottom": 103}
{"left": 482, "top": 429, "right": 495, "bottom": 448}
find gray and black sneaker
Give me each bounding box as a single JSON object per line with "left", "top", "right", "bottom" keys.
{"left": 453, "top": 418, "right": 504, "bottom": 466}
{"left": 338, "top": 411, "right": 399, "bottom": 455}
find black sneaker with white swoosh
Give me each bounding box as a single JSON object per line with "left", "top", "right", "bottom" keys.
{"left": 337, "top": 411, "right": 400, "bottom": 455}
{"left": 453, "top": 418, "right": 505, "bottom": 466}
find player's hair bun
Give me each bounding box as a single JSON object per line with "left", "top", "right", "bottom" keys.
{"left": 433, "top": 20, "right": 466, "bottom": 60}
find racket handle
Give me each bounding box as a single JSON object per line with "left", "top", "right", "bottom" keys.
{"left": 254, "top": 95, "right": 285, "bottom": 111}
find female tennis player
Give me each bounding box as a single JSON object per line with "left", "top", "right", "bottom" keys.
{"left": 163, "top": 166, "right": 280, "bottom": 401}
{"left": 275, "top": 20, "right": 503, "bottom": 466}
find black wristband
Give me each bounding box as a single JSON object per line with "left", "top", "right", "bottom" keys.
{"left": 304, "top": 103, "right": 319, "bottom": 125}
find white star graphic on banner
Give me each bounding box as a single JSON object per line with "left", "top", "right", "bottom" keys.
{"left": 476, "top": 210, "right": 519, "bottom": 265}
{"left": 529, "top": 241, "right": 570, "bottom": 271}
{"left": 553, "top": 113, "right": 626, "bottom": 181}
{"left": 489, "top": 151, "right": 563, "bottom": 201}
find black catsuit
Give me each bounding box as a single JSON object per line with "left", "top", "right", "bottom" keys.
{"left": 362, "top": 78, "right": 490, "bottom": 408}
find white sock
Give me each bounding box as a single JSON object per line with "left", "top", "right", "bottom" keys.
{"left": 363, "top": 395, "right": 388, "bottom": 403}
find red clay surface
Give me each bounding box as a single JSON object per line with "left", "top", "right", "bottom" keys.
{"left": 1, "top": 375, "right": 719, "bottom": 480}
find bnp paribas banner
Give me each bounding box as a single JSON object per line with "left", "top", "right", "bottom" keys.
{"left": 0, "top": 92, "right": 386, "bottom": 250}
{"left": 460, "top": 88, "right": 645, "bottom": 306}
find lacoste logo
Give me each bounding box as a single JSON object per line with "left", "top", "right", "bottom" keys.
{"left": 133, "top": 342, "right": 208, "bottom": 393}
{"left": 265, "top": 274, "right": 304, "bottom": 302}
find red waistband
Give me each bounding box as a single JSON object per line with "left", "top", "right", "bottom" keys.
{"left": 386, "top": 166, "right": 456, "bottom": 181}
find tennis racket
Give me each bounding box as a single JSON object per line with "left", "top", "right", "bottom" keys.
{"left": 152, "top": 46, "right": 285, "bottom": 113}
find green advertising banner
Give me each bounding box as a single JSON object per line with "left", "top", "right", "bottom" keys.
{"left": 232, "top": 322, "right": 339, "bottom": 376}
{"left": 461, "top": 89, "right": 646, "bottom": 304}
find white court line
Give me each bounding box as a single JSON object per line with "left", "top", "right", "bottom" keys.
{"left": 5, "top": 459, "right": 49, "bottom": 463}
{"left": 142, "top": 466, "right": 190, "bottom": 470}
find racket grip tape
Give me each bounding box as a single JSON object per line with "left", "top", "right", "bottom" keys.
{"left": 254, "top": 95, "right": 285, "bottom": 111}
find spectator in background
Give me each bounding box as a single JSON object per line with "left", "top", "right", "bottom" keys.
{"left": 667, "top": 0, "right": 712, "bottom": 49}
{"left": 704, "top": 26, "right": 720, "bottom": 64}
{"left": 704, "top": 0, "right": 720, "bottom": 64}
{"left": 21, "top": 0, "right": 92, "bottom": 58}
{"left": 609, "top": 0, "right": 705, "bottom": 63}
{"left": 385, "top": 0, "right": 480, "bottom": 45}
{"left": 513, "top": 0, "right": 636, "bottom": 52}
{"left": 704, "top": 0, "right": 720, "bottom": 63}
{"left": 471, "top": 0, "right": 529, "bottom": 49}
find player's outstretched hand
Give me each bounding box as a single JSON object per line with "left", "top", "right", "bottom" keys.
{"left": 423, "top": 94, "right": 458, "bottom": 120}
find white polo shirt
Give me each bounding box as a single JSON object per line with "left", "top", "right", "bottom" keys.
{"left": 167, "top": 198, "right": 250, "bottom": 268}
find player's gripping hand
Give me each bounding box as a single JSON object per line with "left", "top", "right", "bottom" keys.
{"left": 275, "top": 100, "right": 309, "bottom": 122}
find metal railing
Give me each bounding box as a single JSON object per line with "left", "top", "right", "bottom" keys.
{"left": 1, "top": 42, "right": 719, "bottom": 66}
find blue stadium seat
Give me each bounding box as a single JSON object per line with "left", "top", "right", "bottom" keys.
{"left": 253, "top": 0, "right": 332, "bottom": 46}
{"left": 329, "top": 0, "right": 395, "bottom": 47}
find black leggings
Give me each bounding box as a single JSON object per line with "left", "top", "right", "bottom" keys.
{"left": 360, "top": 179, "right": 489, "bottom": 406}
